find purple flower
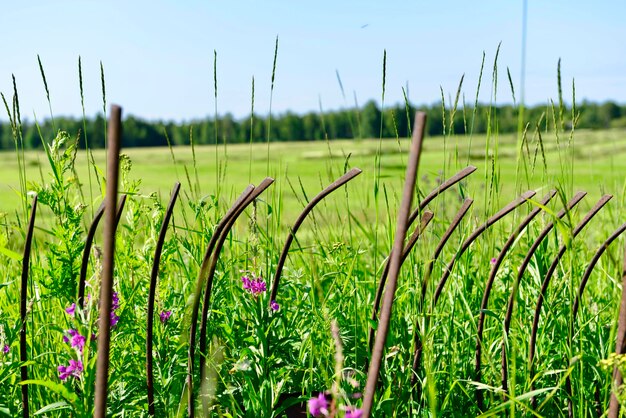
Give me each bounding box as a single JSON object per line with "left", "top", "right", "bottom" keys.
{"left": 241, "top": 275, "right": 266, "bottom": 296}
{"left": 159, "top": 310, "right": 172, "bottom": 324}
{"left": 270, "top": 300, "right": 280, "bottom": 311}
{"left": 308, "top": 393, "right": 328, "bottom": 417}
{"left": 65, "top": 329, "right": 86, "bottom": 354}
{"left": 344, "top": 407, "right": 363, "bottom": 418}
{"left": 490, "top": 257, "right": 497, "bottom": 265}
{"left": 65, "top": 303, "right": 76, "bottom": 317}
{"left": 111, "top": 292, "right": 120, "bottom": 311}
{"left": 58, "top": 359, "right": 83, "bottom": 381}
{"left": 110, "top": 312, "right": 120, "bottom": 327}
{"left": 2, "top": 344, "right": 8, "bottom": 354}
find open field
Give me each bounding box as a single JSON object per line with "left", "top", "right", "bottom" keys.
{"left": 1, "top": 127, "right": 626, "bottom": 221}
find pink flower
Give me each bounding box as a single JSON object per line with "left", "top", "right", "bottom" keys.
{"left": 344, "top": 406, "right": 363, "bottom": 418}
{"left": 58, "top": 359, "right": 83, "bottom": 381}
{"left": 308, "top": 392, "right": 328, "bottom": 417}
{"left": 270, "top": 300, "right": 279, "bottom": 311}
{"left": 65, "top": 329, "right": 86, "bottom": 354}
{"left": 2, "top": 344, "right": 8, "bottom": 354}
{"left": 490, "top": 257, "right": 497, "bottom": 265}
{"left": 241, "top": 275, "right": 267, "bottom": 296}
{"left": 65, "top": 303, "right": 76, "bottom": 317}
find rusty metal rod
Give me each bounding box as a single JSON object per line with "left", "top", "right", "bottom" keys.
{"left": 474, "top": 190, "right": 556, "bottom": 410}
{"left": 20, "top": 195, "right": 37, "bottom": 418}
{"left": 268, "top": 168, "right": 362, "bottom": 305}
{"left": 528, "top": 194, "right": 612, "bottom": 409}
{"left": 566, "top": 220, "right": 626, "bottom": 417}
{"left": 361, "top": 111, "right": 426, "bottom": 418}
{"left": 608, "top": 238, "right": 626, "bottom": 417}
{"left": 412, "top": 191, "right": 535, "bottom": 388}
{"left": 501, "top": 191, "right": 586, "bottom": 394}
{"left": 368, "top": 211, "right": 433, "bottom": 352}
{"left": 94, "top": 104, "right": 122, "bottom": 418}
{"left": 78, "top": 195, "right": 127, "bottom": 309}
{"left": 187, "top": 184, "right": 255, "bottom": 417}
{"left": 368, "top": 166, "right": 477, "bottom": 353}
{"left": 198, "top": 178, "right": 274, "bottom": 377}
{"left": 410, "top": 198, "right": 473, "bottom": 389}
{"left": 146, "top": 182, "right": 181, "bottom": 415}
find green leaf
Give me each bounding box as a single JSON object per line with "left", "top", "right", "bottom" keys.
{"left": 19, "top": 379, "right": 78, "bottom": 403}
{"left": 0, "top": 246, "right": 21, "bottom": 261}
{"left": 34, "top": 401, "right": 71, "bottom": 415}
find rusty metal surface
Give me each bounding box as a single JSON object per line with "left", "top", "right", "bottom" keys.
{"left": 528, "top": 194, "right": 612, "bottom": 409}
{"left": 362, "top": 111, "right": 426, "bottom": 418}
{"left": 20, "top": 195, "right": 37, "bottom": 418}
{"left": 474, "top": 190, "right": 556, "bottom": 409}
{"left": 268, "top": 168, "right": 362, "bottom": 305}
{"left": 501, "top": 191, "right": 587, "bottom": 393}
{"left": 146, "top": 182, "right": 181, "bottom": 415}
{"left": 94, "top": 105, "right": 122, "bottom": 418}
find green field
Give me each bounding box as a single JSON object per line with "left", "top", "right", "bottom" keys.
{"left": 1, "top": 127, "right": 625, "bottom": 222}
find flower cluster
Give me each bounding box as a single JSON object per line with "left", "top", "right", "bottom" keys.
{"left": 58, "top": 359, "right": 83, "bottom": 381}
{"left": 308, "top": 392, "right": 362, "bottom": 418}
{"left": 63, "top": 329, "right": 86, "bottom": 354}
{"left": 241, "top": 275, "right": 267, "bottom": 295}
{"left": 110, "top": 292, "right": 120, "bottom": 327}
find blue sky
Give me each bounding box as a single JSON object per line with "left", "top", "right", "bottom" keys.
{"left": 0, "top": 0, "right": 624, "bottom": 121}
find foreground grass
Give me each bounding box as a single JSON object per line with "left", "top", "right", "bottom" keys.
{"left": 0, "top": 125, "right": 625, "bottom": 416}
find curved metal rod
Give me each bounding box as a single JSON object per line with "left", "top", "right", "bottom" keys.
{"left": 407, "top": 165, "right": 477, "bottom": 227}
{"left": 565, "top": 220, "right": 626, "bottom": 417}
{"left": 410, "top": 198, "right": 473, "bottom": 389}
{"left": 368, "top": 211, "right": 434, "bottom": 352}
{"left": 146, "top": 182, "right": 181, "bottom": 415}
{"left": 186, "top": 184, "right": 256, "bottom": 417}
{"left": 608, "top": 243, "right": 626, "bottom": 418}
{"left": 528, "top": 194, "right": 612, "bottom": 409}
{"left": 268, "top": 168, "right": 362, "bottom": 305}
{"left": 20, "top": 195, "right": 37, "bottom": 418}
{"left": 474, "top": 190, "right": 556, "bottom": 410}
{"left": 368, "top": 165, "right": 477, "bottom": 352}
{"left": 433, "top": 190, "right": 536, "bottom": 306}
{"left": 362, "top": 111, "right": 426, "bottom": 418}
{"left": 94, "top": 104, "right": 122, "bottom": 418}
{"left": 501, "top": 191, "right": 587, "bottom": 393}
{"left": 411, "top": 191, "right": 535, "bottom": 388}
{"left": 78, "top": 195, "right": 127, "bottom": 309}
{"left": 197, "top": 178, "right": 274, "bottom": 377}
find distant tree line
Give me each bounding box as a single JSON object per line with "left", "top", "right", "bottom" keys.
{"left": 0, "top": 100, "right": 624, "bottom": 150}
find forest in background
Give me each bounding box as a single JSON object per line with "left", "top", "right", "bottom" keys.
{"left": 0, "top": 100, "right": 625, "bottom": 150}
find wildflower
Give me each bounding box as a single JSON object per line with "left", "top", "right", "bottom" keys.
{"left": 2, "top": 344, "right": 8, "bottom": 354}
{"left": 344, "top": 406, "right": 363, "bottom": 418}
{"left": 111, "top": 292, "right": 120, "bottom": 311}
{"left": 270, "top": 300, "right": 280, "bottom": 311}
{"left": 308, "top": 392, "right": 328, "bottom": 417}
{"left": 490, "top": 257, "right": 497, "bottom": 265}
{"left": 58, "top": 359, "right": 83, "bottom": 381}
{"left": 241, "top": 275, "right": 266, "bottom": 296}
{"left": 64, "top": 329, "right": 86, "bottom": 354}
{"left": 110, "top": 311, "right": 120, "bottom": 327}
{"left": 159, "top": 310, "right": 172, "bottom": 324}
{"left": 65, "top": 303, "right": 76, "bottom": 317}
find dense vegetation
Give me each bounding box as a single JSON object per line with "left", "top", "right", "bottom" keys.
{"left": 1, "top": 100, "right": 625, "bottom": 150}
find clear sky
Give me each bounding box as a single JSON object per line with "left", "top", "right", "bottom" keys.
{"left": 0, "top": 0, "right": 624, "bottom": 122}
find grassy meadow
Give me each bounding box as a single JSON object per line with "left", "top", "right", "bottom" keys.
{"left": 1, "top": 102, "right": 626, "bottom": 418}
